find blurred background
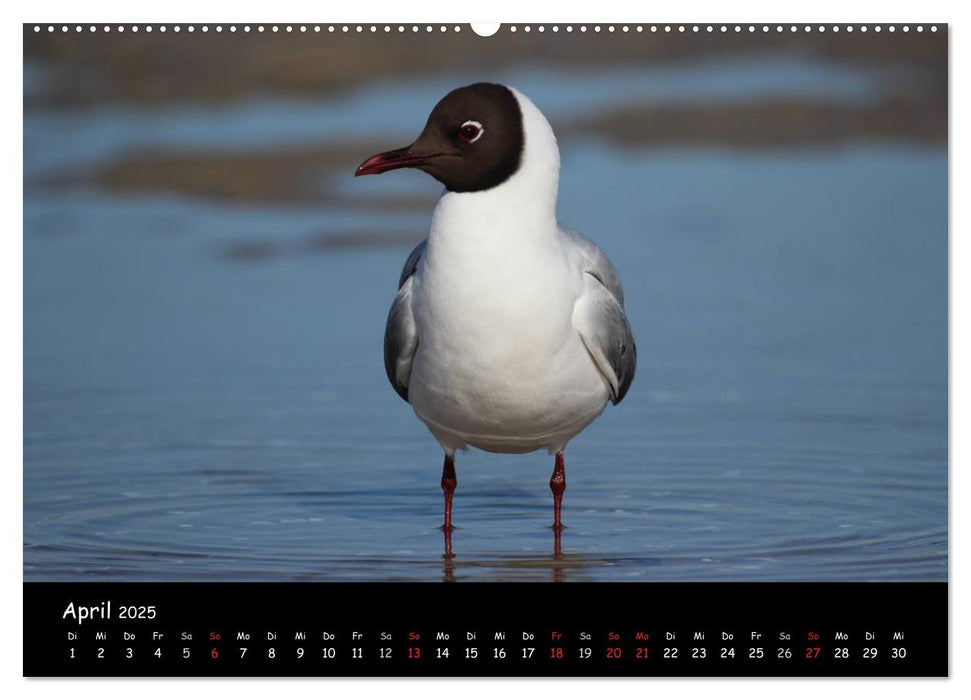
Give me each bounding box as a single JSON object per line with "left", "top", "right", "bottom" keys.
{"left": 24, "top": 25, "right": 947, "bottom": 581}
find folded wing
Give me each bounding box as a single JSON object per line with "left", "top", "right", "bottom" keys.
{"left": 566, "top": 228, "right": 637, "bottom": 404}
{"left": 384, "top": 239, "right": 425, "bottom": 402}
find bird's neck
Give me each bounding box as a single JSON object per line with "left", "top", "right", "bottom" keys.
{"left": 429, "top": 161, "right": 560, "bottom": 248}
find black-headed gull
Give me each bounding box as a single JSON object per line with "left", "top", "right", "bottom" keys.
{"left": 356, "top": 83, "right": 636, "bottom": 542}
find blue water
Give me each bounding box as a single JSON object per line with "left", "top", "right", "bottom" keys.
{"left": 23, "top": 64, "right": 947, "bottom": 582}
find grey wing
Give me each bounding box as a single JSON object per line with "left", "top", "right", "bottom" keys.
{"left": 561, "top": 226, "right": 626, "bottom": 306}
{"left": 384, "top": 241, "right": 424, "bottom": 402}
{"left": 397, "top": 238, "right": 427, "bottom": 289}
{"left": 567, "top": 229, "right": 636, "bottom": 405}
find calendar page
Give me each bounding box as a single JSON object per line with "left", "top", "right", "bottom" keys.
{"left": 22, "top": 21, "right": 947, "bottom": 677}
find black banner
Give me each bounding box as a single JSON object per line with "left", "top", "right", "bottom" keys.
{"left": 24, "top": 582, "right": 947, "bottom": 677}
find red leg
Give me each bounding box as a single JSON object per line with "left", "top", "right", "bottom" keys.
{"left": 550, "top": 451, "right": 566, "bottom": 532}
{"left": 441, "top": 454, "right": 457, "bottom": 533}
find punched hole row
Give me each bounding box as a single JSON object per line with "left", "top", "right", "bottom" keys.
{"left": 32, "top": 24, "right": 941, "bottom": 34}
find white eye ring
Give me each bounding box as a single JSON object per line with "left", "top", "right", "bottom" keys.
{"left": 459, "top": 120, "right": 484, "bottom": 143}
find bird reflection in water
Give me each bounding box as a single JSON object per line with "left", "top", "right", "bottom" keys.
{"left": 440, "top": 526, "right": 568, "bottom": 583}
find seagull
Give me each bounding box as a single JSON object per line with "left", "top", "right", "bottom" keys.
{"left": 355, "top": 83, "right": 636, "bottom": 543}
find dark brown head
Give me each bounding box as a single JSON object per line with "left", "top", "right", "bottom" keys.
{"left": 355, "top": 83, "right": 524, "bottom": 193}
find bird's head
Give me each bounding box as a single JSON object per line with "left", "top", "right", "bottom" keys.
{"left": 355, "top": 82, "right": 530, "bottom": 193}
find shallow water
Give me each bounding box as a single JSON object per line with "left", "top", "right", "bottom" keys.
{"left": 24, "top": 63, "right": 947, "bottom": 582}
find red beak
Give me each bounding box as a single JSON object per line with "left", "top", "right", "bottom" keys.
{"left": 355, "top": 146, "right": 431, "bottom": 177}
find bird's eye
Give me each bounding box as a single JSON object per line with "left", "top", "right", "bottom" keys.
{"left": 458, "top": 120, "right": 484, "bottom": 143}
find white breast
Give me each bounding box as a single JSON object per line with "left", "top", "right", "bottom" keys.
{"left": 408, "top": 219, "right": 610, "bottom": 455}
